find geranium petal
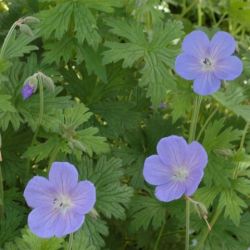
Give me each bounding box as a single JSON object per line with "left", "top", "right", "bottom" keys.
{"left": 175, "top": 54, "right": 202, "bottom": 80}
{"left": 193, "top": 73, "right": 221, "bottom": 95}
{"left": 214, "top": 56, "right": 243, "bottom": 80}
{"left": 71, "top": 181, "right": 96, "bottom": 215}
{"left": 185, "top": 168, "right": 204, "bottom": 196}
{"left": 185, "top": 141, "right": 208, "bottom": 170}
{"left": 49, "top": 162, "right": 78, "bottom": 193}
{"left": 24, "top": 176, "right": 55, "bottom": 208}
{"left": 210, "top": 31, "right": 236, "bottom": 59}
{"left": 182, "top": 30, "right": 209, "bottom": 58}
{"left": 155, "top": 181, "right": 185, "bottom": 202}
{"left": 54, "top": 212, "right": 85, "bottom": 238}
{"left": 156, "top": 136, "right": 188, "bottom": 166}
{"left": 28, "top": 207, "right": 59, "bottom": 238}
{"left": 143, "top": 155, "right": 172, "bottom": 186}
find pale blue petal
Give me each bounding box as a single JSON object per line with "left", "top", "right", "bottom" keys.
{"left": 193, "top": 73, "right": 221, "bottom": 95}
{"left": 182, "top": 30, "right": 209, "bottom": 58}
{"left": 28, "top": 207, "right": 59, "bottom": 238}
{"left": 210, "top": 31, "right": 236, "bottom": 59}
{"left": 24, "top": 176, "right": 55, "bottom": 208}
{"left": 155, "top": 181, "right": 185, "bottom": 202}
{"left": 175, "top": 54, "right": 202, "bottom": 80}
{"left": 70, "top": 181, "right": 96, "bottom": 215}
{"left": 49, "top": 162, "right": 78, "bottom": 193}
{"left": 143, "top": 155, "right": 172, "bottom": 186}
{"left": 156, "top": 136, "right": 188, "bottom": 166}
{"left": 185, "top": 141, "right": 208, "bottom": 170}
{"left": 214, "top": 56, "right": 243, "bottom": 80}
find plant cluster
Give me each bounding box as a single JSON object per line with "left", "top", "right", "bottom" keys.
{"left": 0, "top": 0, "right": 250, "bottom": 250}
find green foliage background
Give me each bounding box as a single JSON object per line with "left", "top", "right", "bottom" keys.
{"left": 0, "top": 0, "right": 250, "bottom": 249}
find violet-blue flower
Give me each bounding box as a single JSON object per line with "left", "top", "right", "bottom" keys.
{"left": 175, "top": 31, "right": 243, "bottom": 95}
{"left": 21, "top": 82, "right": 36, "bottom": 100}
{"left": 143, "top": 136, "right": 208, "bottom": 202}
{"left": 23, "top": 162, "right": 96, "bottom": 238}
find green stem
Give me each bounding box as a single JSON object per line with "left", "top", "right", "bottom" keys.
{"left": 195, "top": 207, "right": 222, "bottom": 250}
{"left": 215, "top": 12, "right": 228, "bottom": 27}
{"left": 153, "top": 223, "right": 165, "bottom": 250}
{"left": 185, "top": 95, "right": 202, "bottom": 250}
{"left": 180, "top": 0, "right": 198, "bottom": 18}
{"left": 0, "top": 163, "right": 3, "bottom": 218}
{"left": 233, "top": 121, "right": 250, "bottom": 179}
{"left": 185, "top": 199, "right": 190, "bottom": 250}
{"left": 67, "top": 233, "right": 74, "bottom": 250}
{"left": 0, "top": 134, "right": 4, "bottom": 218}
{"left": 32, "top": 80, "right": 44, "bottom": 141}
{"left": 48, "top": 145, "right": 60, "bottom": 170}
{"left": 38, "top": 81, "right": 44, "bottom": 128}
{"left": 196, "top": 123, "right": 249, "bottom": 249}
{"left": 197, "top": 107, "right": 218, "bottom": 141}
{"left": 197, "top": 0, "right": 203, "bottom": 26}
{"left": 239, "top": 122, "right": 249, "bottom": 150}
{"left": 0, "top": 19, "right": 20, "bottom": 58}
{"left": 25, "top": 80, "right": 44, "bottom": 179}
{"left": 189, "top": 96, "right": 202, "bottom": 142}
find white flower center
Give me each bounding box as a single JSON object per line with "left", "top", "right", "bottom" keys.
{"left": 53, "top": 195, "right": 73, "bottom": 214}
{"left": 172, "top": 167, "right": 189, "bottom": 182}
{"left": 201, "top": 57, "right": 214, "bottom": 71}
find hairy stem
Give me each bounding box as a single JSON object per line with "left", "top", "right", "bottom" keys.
{"left": 197, "top": 0, "right": 203, "bottom": 26}
{"left": 185, "top": 199, "right": 190, "bottom": 250}
{"left": 189, "top": 96, "right": 202, "bottom": 142}
{"left": 195, "top": 206, "right": 222, "bottom": 250}
{"left": 153, "top": 223, "right": 165, "bottom": 250}
{"left": 185, "top": 95, "right": 202, "bottom": 250}
{"left": 233, "top": 121, "right": 250, "bottom": 179}
{"left": 239, "top": 122, "right": 249, "bottom": 150}
{"left": 0, "top": 163, "right": 3, "bottom": 218}
{"left": 0, "top": 134, "right": 3, "bottom": 218}
{"left": 67, "top": 233, "right": 74, "bottom": 250}
{"left": 0, "top": 20, "right": 20, "bottom": 57}
{"left": 25, "top": 79, "right": 44, "bottom": 179}
{"left": 197, "top": 107, "right": 218, "bottom": 141}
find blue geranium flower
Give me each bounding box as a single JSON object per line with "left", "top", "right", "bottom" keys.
{"left": 175, "top": 30, "right": 243, "bottom": 95}
{"left": 143, "top": 136, "right": 208, "bottom": 202}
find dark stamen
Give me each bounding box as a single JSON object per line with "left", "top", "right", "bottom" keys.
{"left": 203, "top": 58, "right": 212, "bottom": 66}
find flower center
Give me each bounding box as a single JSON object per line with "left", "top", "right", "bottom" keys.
{"left": 53, "top": 195, "right": 73, "bottom": 214}
{"left": 172, "top": 167, "right": 189, "bottom": 182}
{"left": 202, "top": 57, "right": 213, "bottom": 71}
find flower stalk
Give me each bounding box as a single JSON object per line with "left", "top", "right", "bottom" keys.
{"left": 0, "top": 19, "right": 21, "bottom": 58}
{"left": 153, "top": 223, "right": 165, "bottom": 250}
{"left": 185, "top": 95, "right": 202, "bottom": 250}
{"left": 0, "top": 133, "right": 3, "bottom": 218}
{"left": 67, "top": 233, "right": 74, "bottom": 250}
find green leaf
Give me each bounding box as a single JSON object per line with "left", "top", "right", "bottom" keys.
{"left": 77, "top": 127, "right": 110, "bottom": 157}
{"left": 218, "top": 189, "right": 247, "bottom": 225}
{"left": 82, "top": 0, "right": 123, "bottom": 13}
{"left": 80, "top": 216, "right": 109, "bottom": 250}
{"left": 128, "top": 195, "right": 167, "bottom": 231}
{"left": 77, "top": 44, "right": 107, "bottom": 82}
{"left": 43, "top": 37, "right": 75, "bottom": 65}
{"left": 213, "top": 85, "right": 250, "bottom": 122}
{"left": 39, "top": 2, "right": 101, "bottom": 48}
{"left": 77, "top": 156, "right": 134, "bottom": 219}
{"left": 0, "top": 94, "right": 21, "bottom": 131}
{"left": 202, "top": 118, "right": 241, "bottom": 153}
{"left": 4, "top": 228, "right": 63, "bottom": 250}
{"left": 104, "top": 19, "right": 183, "bottom": 105}
{"left": 194, "top": 186, "right": 221, "bottom": 207}
{"left": 22, "top": 136, "right": 66, "bottom": 162}
{"left": 4, "top": 31, "right": 38, "bottom": 59}
{"left": 68, "top": 229, "right": 96, "bottom": 250}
